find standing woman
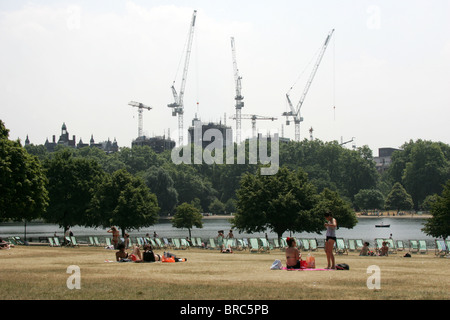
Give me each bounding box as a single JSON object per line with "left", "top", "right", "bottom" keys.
{"left": 108, "top": 226, "right": 120, "bottom": 249}
{"left": 324, "top": 212, "right": 337, "bottom": 269}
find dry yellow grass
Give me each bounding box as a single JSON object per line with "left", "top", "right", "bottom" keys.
{"left": 1, "top": 245, "right": 448, "bottom": 300}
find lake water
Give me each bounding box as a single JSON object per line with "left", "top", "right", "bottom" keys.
{"left": 0, "top": 216, "right": 435, "bottom": 246}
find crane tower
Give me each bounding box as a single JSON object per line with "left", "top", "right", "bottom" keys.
{"left": 231, "top": 37, "right": 244, "bottom": 144}
{"left": 284, "top": 29, "right": 334, "bottom": 142}
{"left": 168, "top": 10, "right": 197, "bottom": 146}
{"left": 129, "top": 101, "right": 152, "bottom": 138}
{"left": 230, "top": 114, "right": 277, "bottom": 139}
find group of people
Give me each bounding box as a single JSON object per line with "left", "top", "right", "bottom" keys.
{"left": 285, "top": 212, "right": 337, "bottom": 269}
{"left": 108, "top": 226, "right": 186, "bottom": 263}
{"left": 360, "top": 241, "right": 389, "bottom": 256}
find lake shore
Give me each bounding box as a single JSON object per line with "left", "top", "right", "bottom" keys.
{"left": 193, "top": 213, "right": 432, "bottom": 220}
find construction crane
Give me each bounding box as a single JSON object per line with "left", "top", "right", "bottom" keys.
{"left": 168, "top": 10, "right": 197, "bottom": 146}
{"left": 128, "top": 101, "right": 152, "bottom": 138}
{"left": 230, "top": 114, "right": 277, "bottom": 139}
{"left": 231, "top": 36, "right": 244, "bottom": 144}
{"left": 284, "top": 29, "right": 334, "bottom": 142}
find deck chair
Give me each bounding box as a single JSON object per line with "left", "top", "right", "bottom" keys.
{"left": 375, "top": 238, "right": 384, "bottom": 254}
{"left": 65, "top": 236, "right": 72, "bottom": 246}
{"left": 309, "top": 239, "right": 318, "bottom": 251}
{"left": 280, "top": 238, "right": 288, "bottom": 250}
{"left": 180, "top": 238, "right": 189, "bottom": 249}
{"left": 89, "top": 237, "right": 96, "bottom": 246}
{"left": 418, "top": 240, "right": 428, "bottom": 254}
{"left": 355, "top": 239, "right": 364, "bottom": 251}
{"left": 70, "top": 236, "right": 79, "bottom": 247}
{"left": 51, "top": 237, "right": 60, "bottom": 246}
{"left": 243, "top": 238, "right": 249, "bottom": 249}
{"left": 136, "top": 237, "right": 145, "bottom": 247}
{"left": 48, "top": 237, "right": 56, "bottom": 247}
{"left": 93, "top": 237, "right": 101, "bottom": 246}
{"left": 154, "top": 238, "right": 164, "bottom": 248}
{"left": 208, "top": 238, "right": 217, "bottom": 250}
{"left": 384, "top": 239, "right": 397, "bottom": 254}
{"left": 348, "top": 239, "right": 356, "bottom": 252}
{"left": 409, "top": 240, "right": 419, "bottom": 253}
{"left": 195, "top": 237, "right": 203, "bottom": 248}
{"left": 272, "top": 238, "right": 280, "bottom": 250}
{"left": 163, "top": 238, "right": 171, "bottom": 248}
{"left": 446, "top": 240, "right": 450, "bottom": 254}
{"left": 249, "top": 238, "right": 261, "bottom": 253}
{"left": 105, "top": 237, "right": 113, "bottom": 247}
{"left": 259, "top": 238, "right": 271, "bottom": 253}
{"left": 300, "top": 239, "right": 310, "bottom": 251}
{"left": 396, "top": 240, "right": 405, "bottom": 251}
{"left": 435, "top": 239, "right": 448, "bottom": 257}
{"left": 335, "top": 238, "right": 348, "bottom": 255}
{"left": 235, "top": 239, "right": 245, "bottom": 251}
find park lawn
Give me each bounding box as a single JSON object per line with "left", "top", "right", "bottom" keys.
{"left": 0, "top": 245, "right": 448, "bottom": 300}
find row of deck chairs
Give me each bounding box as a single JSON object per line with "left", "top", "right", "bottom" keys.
{"left": 338, "top": 238, "right": 448, "bottom": 256}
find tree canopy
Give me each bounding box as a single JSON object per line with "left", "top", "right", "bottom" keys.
{"left": 0, "top": 120, "right": 48, "bottom": 222}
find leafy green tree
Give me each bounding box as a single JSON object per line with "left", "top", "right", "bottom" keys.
{"left": 385, "top": 182, "right": 413, "bottom": 213}
{"left": 339, "top": 146, "right": 379, "bottom": 200}
{"left": 354, "top": 189, "right": 385, "bottom": 212}
{"left": 224, "top": 198, "right": 236, "bottom": 214}
{"left": 232, "top": 167, "right": 319, "bottom": 239}
{"left": 166, "top": 163, "right": 217, "bottom": 211}
{"left": 172, "top": 202, "right": 203, "bottom": 239}
{"left": 44, "top": 149, "right": 105, "bottom": 234}
{"left": 88, "top": 169, "right": 160, "bottom": 236}
{"left": 209, "top": 198, "right": 225, "bottom": 215}
{"left": 402, "top": 140, "right": 450, "bottom": 209}
{"left": 313, "top": 188, "right": 357, "bottom": 230}
{"left": 140, "top": 166, "right": 178, "bottom": 215}
{"left": 0, "top": 120, "right": 48, "bottom": 225}
{"left": 422, "top": 180, "right": 450, "bottom": 239}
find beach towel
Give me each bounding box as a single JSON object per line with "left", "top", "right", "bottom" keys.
{"left": 282, "top": 267, "right": 334, "bottom": 271}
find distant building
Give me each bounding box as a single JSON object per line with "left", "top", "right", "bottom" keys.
{"left": 374, "top": 147, "right": 401, "bottom": 173}
{"left": 132, "top": 135, "right": 176, "bottom": 153}
{"left": 42, "top": 122, "right": 118, "bottom": 153}
{"left": 188, "top": 120, "right": 233, "bottom": 149}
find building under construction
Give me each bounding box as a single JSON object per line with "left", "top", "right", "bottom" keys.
{"left": 188, "top": 120, "right": 233, "bottom": 150}
{"left": 132, "top": 135, "right": 176, "bottom": 153}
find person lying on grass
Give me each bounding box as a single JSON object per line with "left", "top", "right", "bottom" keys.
{"left": 116, "top": 243, "right": 161, "bottom": 262}
{"left": 116, "top": 243, "right": 186, "bottom": 262}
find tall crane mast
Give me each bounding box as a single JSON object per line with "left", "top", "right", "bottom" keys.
{"left": 284, "top": 29, "right": 334, "bottom": 142}
{"left": 128, "top": 101, "right": 152, "bottom": 138}
{"left": 230, "top": 114, "right": 277, "bottom": 138}
{"left": 168, "top": 10, "right": 197, "bottom": 146}
{"left": 231, "top": 37, "right": 244, "bottom": 144}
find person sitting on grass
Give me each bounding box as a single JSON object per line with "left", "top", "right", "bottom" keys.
{"left": 285, "top": 237, "right": 301, "bottom": 269}
{"left": 116, "top": 242, "right": 140, "bottom": 262}
{"left": 360, "top": 242, "right": 370, "bottom": 256}
{"left": 379, "top": 241, "right": 389, "bottom": 256}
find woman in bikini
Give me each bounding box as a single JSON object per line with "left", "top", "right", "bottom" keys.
{"left": 324, "top": 211, "right": 337, "bottom": 269}
{"left": 285, "top": 237, "right": 301, "bottom": 269}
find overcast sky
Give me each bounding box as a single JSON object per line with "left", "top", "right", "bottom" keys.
{"left": 1, "top": 0, "right": 449, "bottom": 156}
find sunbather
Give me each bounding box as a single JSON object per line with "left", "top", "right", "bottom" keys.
{"left": 0, "top": 237, "right": 11, "bottom": 250}
{"left": 116, "top": 242, "right": 141, "bottom": 262}
{"left": 379, "top": 241, "right": 389, "bottom": 256}
{"left": 285, "top": 237, "right": 301, "bottom": 269}
{"left": 360, "top": 242, "right": 370, "bottom": 256}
